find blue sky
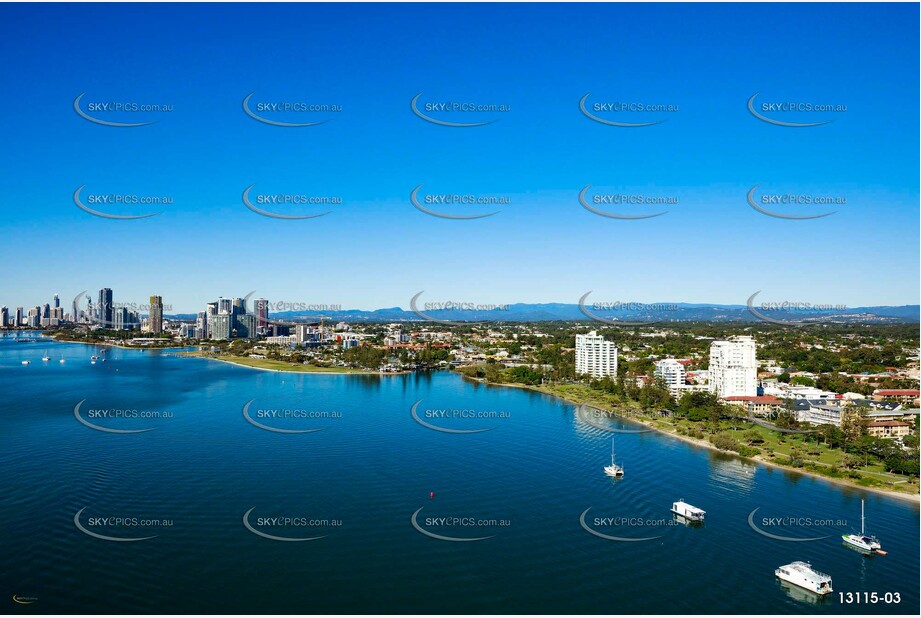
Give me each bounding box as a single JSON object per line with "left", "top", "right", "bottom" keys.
{"left": 0, "top": 2, "right": 918, "bottom": 313}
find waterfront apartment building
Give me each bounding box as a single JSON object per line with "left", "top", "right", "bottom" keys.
{"left": 0, "top": 306, "right": 8, "bottom": 328}
{"left": 575, "top": 330, "right": 618, "bottom": 378}
{"left": 654, "top": 358, "right": 686, "bottom": 389}
{"left": 149, "top": 295, "right": 163, "bottom": 335}
{"left": 709, "top": 335, "right": 758, "bottom": 397}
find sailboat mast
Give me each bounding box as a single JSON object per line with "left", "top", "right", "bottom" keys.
{"left": 861, "top": 499, "right": 865, "bottom": 535}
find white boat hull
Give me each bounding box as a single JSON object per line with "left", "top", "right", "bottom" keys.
{"left": 842, "top": 534, "right": 880, "bottom": 552}
{"left": 775, "top": 563, "right": 833, "bottom": 596}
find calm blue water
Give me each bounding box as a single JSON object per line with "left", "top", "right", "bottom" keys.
{"left": 1, "top": 333, "right": 918, "bottom": 614}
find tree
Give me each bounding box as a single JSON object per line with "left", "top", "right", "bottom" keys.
{"left": 840, "top": 410, "right": 867, "bottom": 453}
{"left": 840, "top": 453, "right": 862, "bottom": 470}
{"left": 710, "top": 433, "right": 740, "bottom": 452}
{"left": 787, "top": 445, "right": 807, "bottom": 467}
{"left": 506, "top": 366, "right": 542, "bottom": 386}
{"left": 677, "top": 390, "right": 724, "bottom": 423}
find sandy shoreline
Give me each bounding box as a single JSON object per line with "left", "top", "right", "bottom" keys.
{"left": 49, "top": 337, "right": 184, "bottom": 351}
{"left": 196, "top": 355, "right": 409, "bottom": 376}
{"left": 25, "top": 341, "right": 921, "bottom": 502}
{"left": 467, "top": 376, "right": 920, "bottom": 504}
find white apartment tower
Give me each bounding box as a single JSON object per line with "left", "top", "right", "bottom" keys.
{"left": 655, "top": 358, "right": 686, "bottom": 389}
{"left": 709, "top": 335, "right": 758, "bottom": 397}
{"left": 575, "top": 331, "right": 618, "bottom": 378}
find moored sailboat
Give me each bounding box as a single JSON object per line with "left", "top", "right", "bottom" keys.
{"left": 842, "top": 499, "right": 883, "bottom": 554}
{"left": 603, "top": 438, "right": 624, "bottom": 477}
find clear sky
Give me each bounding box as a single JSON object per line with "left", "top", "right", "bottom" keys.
{"left": 0, "top": 2, "right": 918, "bottom": 313}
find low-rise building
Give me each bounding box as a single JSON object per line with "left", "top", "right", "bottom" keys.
{"left": 792, "top": 399, "right": 846, "bottom": 426}
{"left": 723, "top": 395, "right": 785, "bottom": 418}
{"left": 872, "top": 389, "right": 920, "bottom": 406}
{"left": 265, "top": 335, "right": 297, "bottom": 345}
{"left": 866, "top": 420, "right": 913, "bottom": 439}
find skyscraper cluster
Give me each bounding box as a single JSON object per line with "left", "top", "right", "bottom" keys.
{"left": 201, "top": 296, "right": 264, "bottom": 341}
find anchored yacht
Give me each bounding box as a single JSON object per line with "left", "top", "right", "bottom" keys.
{"left": 603, "top": 438, "right": 624, "bottom": 477}
{"left": 842, "top": 499, "right": 883, "bottom": 554}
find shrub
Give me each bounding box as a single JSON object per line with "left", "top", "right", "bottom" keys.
{"left": 710, "top": 432, "right": 741, "bottom": 452}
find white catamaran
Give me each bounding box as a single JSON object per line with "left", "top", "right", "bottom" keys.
{"left": 603, "top": 438, "right": 624, "bottom": 477}
{"left": 842, "top": 499, "right": 883, "bottom": 554}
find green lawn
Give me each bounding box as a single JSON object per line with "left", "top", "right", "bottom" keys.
{"left": 519, "top": 382, "right": 919, "bottom": 495}
{"left": 213, "top": 355, "right": 373, "bottom": 374}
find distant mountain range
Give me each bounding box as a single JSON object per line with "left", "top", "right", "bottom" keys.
{"left": 167, "top": 303, "right": 920, "bottom": 324}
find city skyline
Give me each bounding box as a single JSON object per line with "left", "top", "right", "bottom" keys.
{"left": 2, "top": 285, "right": 919, "bottom": 322}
